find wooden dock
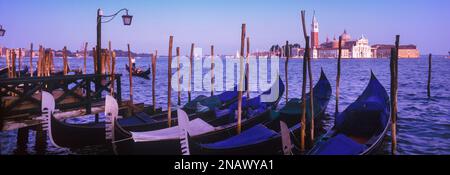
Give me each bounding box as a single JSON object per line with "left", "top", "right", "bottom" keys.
{"left": 0, "top": 73, "right": 147, "bottom": 131}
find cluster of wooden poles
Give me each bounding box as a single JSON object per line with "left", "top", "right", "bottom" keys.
{"left": 4, "top": 47, "right": 26, "bottom": 78}
{"left": 2, "top": 42, "right": 121, "bottom": 99}
{"left": 4, "top": 44, "right": 77, "bottom": 78}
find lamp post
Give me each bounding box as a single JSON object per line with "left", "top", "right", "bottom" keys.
{"left": 96, "top": 8, "right": 132, "bottom": 96}
{"left": 0, "top": 25, "right": 5, "bottom": 37}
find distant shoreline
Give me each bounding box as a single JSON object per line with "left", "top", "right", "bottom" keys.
{"left": 1, "top": 55, "right": 448, "bottom": 60}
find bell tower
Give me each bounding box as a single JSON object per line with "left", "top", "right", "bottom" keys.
{"left": 311, "top": 11, "right": 319, "bottom": 49}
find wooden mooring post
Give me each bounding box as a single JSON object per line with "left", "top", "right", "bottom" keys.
{"left": 211, "top": 45, "right": 215, "bottom": 97}
{"left": 188, "top": 44, "right": 194, "bottom": 102}
{"left": 427, "top": 54, "right": 432, "bottom": 98}
{"left": 34, "top": 124, "right": 47, "bottom": 155}
{"left": 107, "top": 41, "right": 112, "bottom": 75}
{"left": 390, "top": 35, "right": 400, "bottom": 155}
{"left": 152, "top": 50, "right": 157, "bottom": 112}
{"left": 6, "top": 49, "right": 10, "bottom": 78}
{"left": 14, "top": 127, "right": 29, "bottom": 155}
{"left": 177, "top": 47, "right": 181, "bottom": 105}
{"left": 300, "top": 10, "right": 309, "bottom": 152}
{"left": 111, "top": 51, "right": 116, "bottom": 95}
{"left": 30, "top": 43, "right": 34, "bottom": 77}
{"left": 336, "top": 36, "right": 342, "bottom": 115}
{"left": 12, "top": 49, "right": 16, "bottom": 78}
{"left": 63, "top": 46, "right": 68, "bottom": 75}
{"left": 285, "top": 40, "right": 290, "bottom": 104}
{"left": 307, "top": 41, "right": 315, "bottom": 143}
{"left": 237, "top": 23, "right": 246, "bottom": 134}
{"left": 127, "top": 44, "right": 134, "bottom": 115}
{"left": 83, "top": 42, "right": 88, "bottom": 74}
{"left": 168, "top": 36, "right": 174, "bottom": 127}
{"left": 93, "top": 47, "right": 97, "bottom": 74}
{"left": 18, "top": 48, "right": 22, "bottom": 77}
{"left": 109, "top": 41, "right": 115, "bottom": 95}
{"left": 246, "top": 37, "right": 250, "bottom": 99}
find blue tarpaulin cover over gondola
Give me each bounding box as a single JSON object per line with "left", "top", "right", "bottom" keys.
{"left": 201, "top": 124, "right": 278, "bottom": 149}
{"left": 312, "top": 134, "right": 367, "bottom": 155}
{"left": 217, "top": 86, "right": 239, "bottom": 102}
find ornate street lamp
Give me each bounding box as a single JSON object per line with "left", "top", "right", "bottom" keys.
{"left": 97, "top": 8, "right": 132, "bottom": 74}
{"left": 0, "top": 25, "right": 5, "bottom": 37}
{"left": 122, "top": 13, "right": 133, "bottom": 26}
{"left": 96, "top": 8, "right": 132, "bottom": 96}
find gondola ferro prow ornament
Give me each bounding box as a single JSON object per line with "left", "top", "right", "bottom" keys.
{"left": 280, "top": 121, "right": 293, "bottom": 155}
{"left": 105, "top": 95, "right": 119, "bottom": 142}
{"left": 178, "top": 109, "right": 191, "bottom": 155}
{"left": 39, "top": 91, "right": 61, "bottom": 148}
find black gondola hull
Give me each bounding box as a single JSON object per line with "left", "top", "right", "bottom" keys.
{"left": 113, "top": 109, "right": 274, "bottom": 155}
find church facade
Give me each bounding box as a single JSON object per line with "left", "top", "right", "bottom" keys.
{"left": 309, "top": 13, "right": 419, "bottom": 59}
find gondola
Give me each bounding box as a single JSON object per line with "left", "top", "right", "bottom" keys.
{"left": 126, "top": 64, "right": 151, "bottom": 79}
{"left": 41, "top": 85, "right": 240, "bottom": 148}
{"left": 307, "top": 71, "right": 390, "bottom": 155}
{"left": 110, "top": 76, "right": 285, "bottom": 155}
{"left": 188, "top": 69, "right": 332, "bottom": 155}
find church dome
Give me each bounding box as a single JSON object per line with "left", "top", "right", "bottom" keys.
{"left": 341, "top": 30, "right": 351, "bottom": 42}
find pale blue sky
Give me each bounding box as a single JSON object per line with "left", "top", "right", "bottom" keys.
{"left": 0, "top": 0, "right": 449, "bottom": 55}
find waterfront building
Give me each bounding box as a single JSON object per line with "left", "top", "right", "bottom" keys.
{"left": 8, "top": 48, "right": 27, "bottom": 57}
{"left": 372, "top": 44, "right": 420, "bottom": 58}
{"left": 269, "top": 12, "right": 420, "bottom": 59}
{"left": 318, "top": 30, "right": 366, "bottom": 58}
{"left": 317, "top": 48, "right": 350, "bottom": 58}
{"left": 351, "top": 35, "right": 372, "bottom": 58}
{"left": 24, "top": 50, "right": 39, "bottom": 57}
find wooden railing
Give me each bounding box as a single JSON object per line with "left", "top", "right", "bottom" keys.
{"left": 0, "top": 74, "right": 122, "bottom": 119}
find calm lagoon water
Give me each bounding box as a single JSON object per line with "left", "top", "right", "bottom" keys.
{"left": 1, "top": 56, "right": 449, "bottom": 155}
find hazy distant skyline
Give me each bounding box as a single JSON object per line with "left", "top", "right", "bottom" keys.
{"left": 0, "top": 0, "right": 449, "bottom": 55}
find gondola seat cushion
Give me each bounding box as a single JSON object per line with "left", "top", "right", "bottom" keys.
{"left": 336, "top": 102, "right": 384, "bottom": 138}
{"left": 131, "top": 118, "right": 215, "bottom": 142}
{"left": 201, "top": 124, "right": 278, "bottom": 149}
{"left": 315, "top": 134, "right": 367, "bottom": 155}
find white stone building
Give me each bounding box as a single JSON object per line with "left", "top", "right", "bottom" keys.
{"left": 351, "top": 35, "right": 372, "bottom": 58}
